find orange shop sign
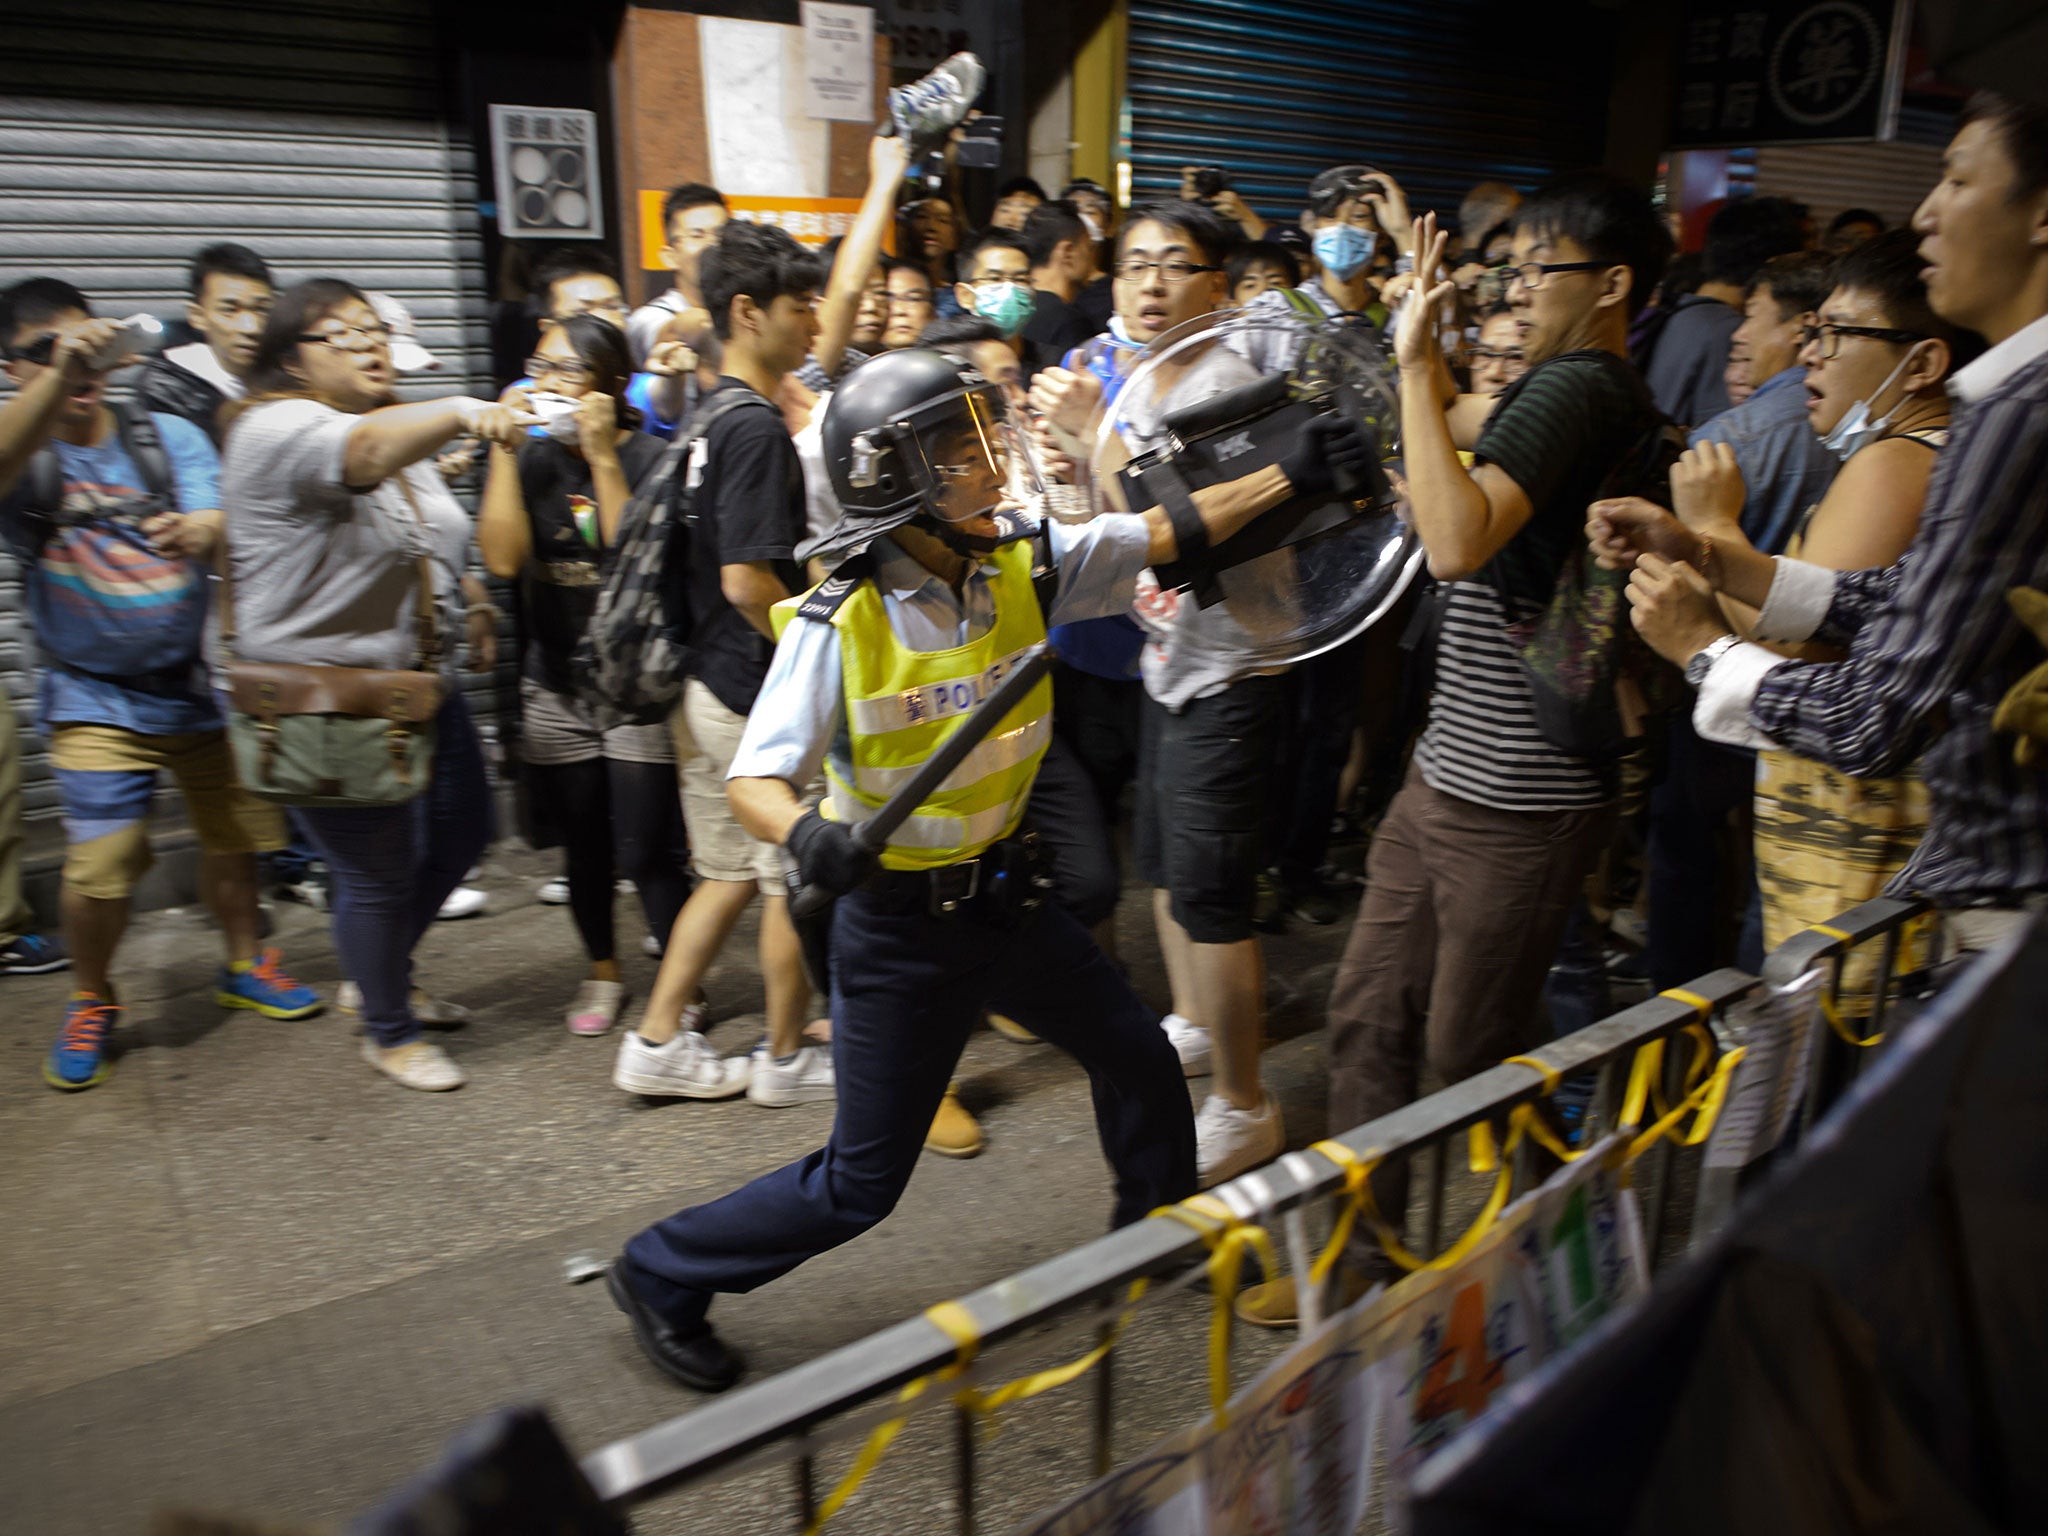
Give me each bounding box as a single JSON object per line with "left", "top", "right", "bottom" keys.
{"left": 638, "top": 191, "right": 865, "bottom": 265}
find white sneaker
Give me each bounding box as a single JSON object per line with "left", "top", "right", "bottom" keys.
{"left": 1196, "top": 1092, "right": 1284, "bottom": 1188}
{"left": 538, "top": 877, "right": 570, "bottom": 905}
{"left": 613, "top": 1017, "right": 751, "bottom": 1099}
{"left": 1160, "top": 1013, "right": 1211, "bottom": 1077}
{"left": 436, "top": 885, "right": 487, "bottom": 920}
{"left": 642, "top": 932, "right": 664, "bottom": 958}
{"left": 566, "top": 978, "right": 626, "bottom": 1036}
{"left": 746, "top": 1043, "right": 837, "bottom": 1106}
{"left": 337, "top": 982, "right": 472, "bottom": 1028}
{"left": 360, "top": 1036, "right": 467, "bottom": 1091}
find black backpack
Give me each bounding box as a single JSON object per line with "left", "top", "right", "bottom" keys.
{"left": 22, "top": 403, "right": 176, "bottom": 528}
{"left": 572, "top": 387, "right": 776, "bottom": 726}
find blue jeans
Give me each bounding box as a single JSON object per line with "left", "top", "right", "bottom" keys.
{"left": 624, "top": 879, "right": 1197, "bottom": 1322}
{"left": 297, "top": 692, "right": 495, "bottom": 1047}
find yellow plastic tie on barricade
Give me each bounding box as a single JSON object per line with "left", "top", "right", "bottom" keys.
{"left": 1152, "top": 1194, "right": 1277, "bottom": 1424}
{"left": 801, "top": 1301, "right": 981, "bottom": 1535}
{"left": 960, "top": 1278, "right": 1149, "bottom": 1420}
{"left": 1313, "top": 1115, "right": 1520, "bottom": 1278}
{"left": 1817, "top": 988, "right": 1885, "bottom": 1048}
{"left": 1622, "top": 994, "right": 1719, "bottom": 1131}
{"left": 1811, "top": 923, "right": 1854, "bottom": 943}
{"left": 1626, "top": 1045, "right": 1747, "bottom": 1163}
{"left": 1496, "top": 1055, "right": 1587, "bottom": 1164}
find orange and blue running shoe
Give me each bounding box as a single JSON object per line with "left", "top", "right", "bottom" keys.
{"left": 216, "top": 948, "right": 323, "bottom": 1020}
{"left": 45, "top": 992, "right": 118, "bottom": 1091}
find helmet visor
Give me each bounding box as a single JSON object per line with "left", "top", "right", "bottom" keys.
{"left": 906, "top": 383, "right": 1047, "bottom": 524}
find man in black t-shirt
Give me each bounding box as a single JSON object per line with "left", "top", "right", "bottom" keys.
{"left": 1020, "top": 200, "right": 1101, "bottom": 376}
{"left": 611, "top": 223, "right": 834, "bottom": 1111}
{"left": 1254, "top": 175, "right": 1672, "bottom": 1320}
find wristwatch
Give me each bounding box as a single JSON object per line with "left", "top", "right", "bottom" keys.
{"left": 1684, "top": 634, "right": 1741, "bottom": 688}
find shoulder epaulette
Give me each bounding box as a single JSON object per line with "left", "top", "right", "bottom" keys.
{"left": 796, "top": 552, "right": 874, "bottom": 623}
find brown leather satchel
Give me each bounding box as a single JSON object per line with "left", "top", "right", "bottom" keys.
{"left": 220, "top": 474, "right": 447, "bottom": 806}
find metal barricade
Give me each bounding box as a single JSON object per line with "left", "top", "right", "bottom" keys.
{"left": 579, "top": 897, "right": 1935, "bottom": 1532}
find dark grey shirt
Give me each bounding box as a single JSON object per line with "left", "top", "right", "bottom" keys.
{"left": 1643, "top": 294, "right": 1741, "bottom": 430}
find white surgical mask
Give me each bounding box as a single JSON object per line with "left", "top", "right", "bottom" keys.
{"left": 1818, "top": 347, "right": 1919, "bottom": 462}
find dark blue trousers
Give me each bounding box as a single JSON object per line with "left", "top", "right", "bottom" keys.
{"left": 624, "top": 880, "right": 1197, "bottom": 1323}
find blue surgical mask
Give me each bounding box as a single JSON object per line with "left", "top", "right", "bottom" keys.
{"left": 1818, "top": 347, "right": 1918, "bottom": 462}
{"left": 972, "top": 280, "right": 1036, "bottom": 338}
{"left": 1313, "top": 224, "right": 1376, "bottom": 281}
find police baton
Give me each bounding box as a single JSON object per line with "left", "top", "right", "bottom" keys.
{"left": 788, "top": 642, "right": 1055, "bottom": 920}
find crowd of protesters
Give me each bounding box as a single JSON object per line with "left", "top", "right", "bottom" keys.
{"left": 3, "top": 89, "right": 2046, "bottom": 1339}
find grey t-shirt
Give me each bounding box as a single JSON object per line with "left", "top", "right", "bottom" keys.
{"left": 219, "top": 397, "right": 472, "bottom": 676}
{"left": 1119, "top": 342, "right": 1294, "bottom": 711}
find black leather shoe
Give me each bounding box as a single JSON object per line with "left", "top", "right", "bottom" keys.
{"left": 607, "top": 1261, "right": 744, "bottom": 1392}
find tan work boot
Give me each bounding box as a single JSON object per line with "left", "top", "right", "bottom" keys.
{"left": 1234, "top": 1264, "right": 1377, "bottom": 1329}
{"left": 924, "top": 1083, "right": 984, "bottom": 1158}
{"left": 986, "top": 1012, "right": 1039, "bottom": 1043}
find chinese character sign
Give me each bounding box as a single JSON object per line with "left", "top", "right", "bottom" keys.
{"left": 491, "top": 105, "right": 604, "bottom": 239}
{"left": 1670, "top": 0, "right": 1905, "bottom": 148}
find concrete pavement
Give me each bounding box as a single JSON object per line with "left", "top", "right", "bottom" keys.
{"left": 0, "top": 844, "right": 1388, "bottom": 1534}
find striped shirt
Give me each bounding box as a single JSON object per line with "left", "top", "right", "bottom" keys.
{"left": 1734, "top": 316, "right": 2048, "bottom": 905}
{"left": 1414, "top": 350, "right": 1658, "bottom": 812}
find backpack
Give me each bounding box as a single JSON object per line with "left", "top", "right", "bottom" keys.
{"left": 22, "top": 403, "right": 176, "bottom": 525}
{"left": 572, "top": 387, "right": 775, "bottom": 726}
{"left": 1491, "top": 394, "right": 1688, "bottom": 763}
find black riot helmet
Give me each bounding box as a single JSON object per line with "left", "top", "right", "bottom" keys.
{"left": 807, "top": 347, "right": 1035, "bottom": 566}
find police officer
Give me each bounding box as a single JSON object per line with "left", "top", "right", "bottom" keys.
{"left": 606, "top": 348, "right": 1368, "bottom": 1390}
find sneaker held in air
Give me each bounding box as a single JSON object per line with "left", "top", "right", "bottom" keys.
{"left": 1159, "top": 1012, "right": 1211, "bottom": 1077}
{"left": 1195, "top": 1092, "right": 1285, "bottom": 1188}
{"left": 746, "top": 1043, "right": 837, "bottom": 1106}
{"left": 44, "top": 991, "right": 119, "bottom": 1091}
{"left": 0, "top": 930, "right": 70, "bottom": 975}
{"left": 566, "top": 978, "right": 627, "bottom": 1037}
{"left": 613, "top": 1012, "right": 751, "bottom": 1099}
{"left": 216, "top": 948, "right": 323, "bottom": 1020}
{"left": 336, "top": 981, "right": 470, "bottom": 1028}
{"left": 537, "top": 876, "right": 571, "bottom": 905}
{"left": 435, "top": 885, "right": 487, "bottom": 920}
{"left": 360, "top": 1036, "right": 467, "bottom": 1091}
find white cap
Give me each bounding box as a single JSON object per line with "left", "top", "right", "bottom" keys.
{"left": 364, "top": 290, "right": 440, "bottom": 373}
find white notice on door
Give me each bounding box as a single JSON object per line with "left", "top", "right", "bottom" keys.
{"left": 801, "top": 3, "right": 874, "bottom": 122}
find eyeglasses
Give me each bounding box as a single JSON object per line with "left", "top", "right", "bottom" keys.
{"left": 1494, "top": 260, "right": 1606, "bottom": 291}
{"left": 888, "top": 289, "right": 934, "bottom": 307}
{"left": 525, "top": 356, "right": 595, "bottom": 383}
{"left": 1113, "top": 257, "right": 1223, "bottom": 283}
{"left": 1469, "top": 346, "right": 1524, "bottom": 363}
{"left": 297, "top": 323, "right": 390, "bottom": 352}
{"left": 1798, "top": 322, "right": 1929, "bottom": 360}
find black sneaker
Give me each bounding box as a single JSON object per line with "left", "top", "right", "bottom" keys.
{"left": 607, "top": 1261, "right": 744, "bottom": 1393}
{"left": 1286, "top": 880, "right": 1342, "bottom": 926}
{"left": 0, "top": 931, "right": 69, "bottom": 975}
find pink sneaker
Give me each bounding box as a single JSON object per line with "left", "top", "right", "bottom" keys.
{"left": 566, "top": 979, "right": 626, "bottom": 1036}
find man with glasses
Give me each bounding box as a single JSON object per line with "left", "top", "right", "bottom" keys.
{"left": 138, "top": 243, "right": 273, "bottom": 449}
{"left": 879, "top": 258, "right": 937, "bottom": 350}
{"left": 1269, "top": 175, "right": 1671, "bottom": 1317}
{"left": 950, "top": 229, "right": 1037, "bottom": 355}
{"left": 0, "top": 277, "right": 321, "bottom": 1091}
{"left": 1608, "top": 92, "right": 2048, "bottom": 956}
{"left": 530, "top": 247, "right": 688, "bottom": 437}
{"left": 626, "top": 182, "right": 728, "bottom": 371}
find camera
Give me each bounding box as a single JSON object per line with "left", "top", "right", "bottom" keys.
{"left": 1190, "top": 166, "right": 1231, "bottom": 201}
{"left": 956, "top": 114, "right": 1003, "bottom": 171}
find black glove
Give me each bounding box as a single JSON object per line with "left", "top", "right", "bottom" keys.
{"left": 785, "top": 807, "right": 878, "bottom": 899}
{"left": 1278, "top": 412, "right": 1374, "bottom": 499}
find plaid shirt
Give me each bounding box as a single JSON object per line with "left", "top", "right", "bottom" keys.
{"left": 1745, "top": 317, "right": 2048, "bottom": 905}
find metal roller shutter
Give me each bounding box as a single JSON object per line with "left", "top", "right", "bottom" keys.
{"left": 0, "top": 0, "right": 491, "bottom": 833}
{"left": 1127, "top": 0, "right": 1615, "bottom": 227}
{"left": 1750, "top": 108, "right": 1958, "bottom": 232}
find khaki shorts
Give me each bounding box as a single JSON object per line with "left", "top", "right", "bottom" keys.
{"left": 670, "top": 679, "right": 787, "bottom": 893}
{"left": 51, "top": 725, "right": 284, "bottom": 900}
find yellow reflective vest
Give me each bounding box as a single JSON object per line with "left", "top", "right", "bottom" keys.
{"left": 771, "top": 541, "right": 1053, "bottom": 870}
